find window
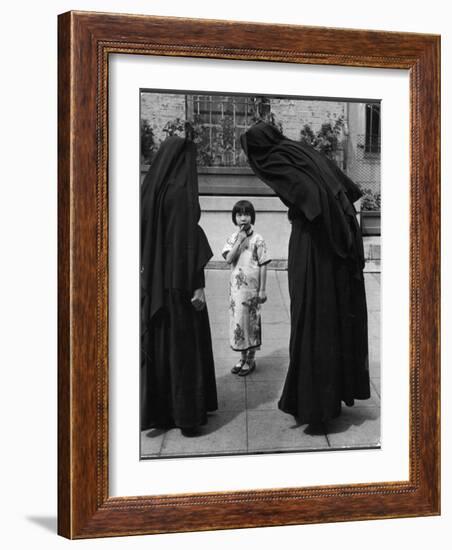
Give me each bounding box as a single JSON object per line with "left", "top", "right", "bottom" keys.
{"left": 364, "top": 103, "right": 381, "bottom": 154}
{"left": 187, "top": 95, "right": 269, "bottom": 167}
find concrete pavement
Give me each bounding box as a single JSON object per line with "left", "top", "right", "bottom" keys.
{"left": 141, "top": 267, "right": 380, "bottom": 459}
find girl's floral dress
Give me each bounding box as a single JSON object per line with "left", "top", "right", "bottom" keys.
{"left": 222, "top": 230, "right": 271, "bottom": 351}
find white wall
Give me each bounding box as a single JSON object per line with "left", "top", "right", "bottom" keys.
{"left": 1, "top": 1, "right": 450, "bottom": 549}
{"left": 199, "top": 196, "right": 290, "bottom": 262}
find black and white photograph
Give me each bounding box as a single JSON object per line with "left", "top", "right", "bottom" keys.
{"left": 2, "top": 0, "right": 446, "bottom": 545}
{"left": 139, "top": 91, "right": 381, "bottom": 459}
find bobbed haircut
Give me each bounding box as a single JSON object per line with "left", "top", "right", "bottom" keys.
{"left": 232, "top": 200, "right": 256, "bottom": 225}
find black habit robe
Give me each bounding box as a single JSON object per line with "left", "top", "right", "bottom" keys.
{"left": 241, "top": 121, "right": 370, "bottom": 424}
{"left": 140, "top": 136, "right": 217, "bottom": 430}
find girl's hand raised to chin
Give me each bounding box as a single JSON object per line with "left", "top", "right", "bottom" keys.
{"left": 237, "top": 229, "right": 248, "bottom": 243}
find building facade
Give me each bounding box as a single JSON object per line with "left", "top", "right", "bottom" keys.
{"left": 140, "top": 92, "right": 381, "bottom": 262}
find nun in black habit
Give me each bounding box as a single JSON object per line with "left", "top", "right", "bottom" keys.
{"left": 140, "top": 135, "right": 217, "bottom": 433}
{"left": 241, "top": 121, "right": 370, "bottom": 425}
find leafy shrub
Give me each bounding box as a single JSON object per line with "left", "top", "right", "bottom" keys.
{"left": 360, "top": 188, "right": 381, "bottom": 211}
{"left": 140, "top": 119, "right": 156, "bottom": 164}
{"left": 299, "top": 116, "right": 345, "bottom": 157}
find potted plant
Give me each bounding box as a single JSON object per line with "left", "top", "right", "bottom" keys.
{"left": 359, "top": 188, "right": 381, "bottom": 236}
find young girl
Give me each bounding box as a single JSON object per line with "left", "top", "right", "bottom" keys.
{"left": 222, "top": 200, "right": 271, "bottom": 376}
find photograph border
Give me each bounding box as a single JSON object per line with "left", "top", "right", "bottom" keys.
{"left": 58, "top": 10, "right": 440, "bottom": 538}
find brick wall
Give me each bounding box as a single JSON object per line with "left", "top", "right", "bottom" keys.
{"left": 141, "top": 93, "right": 347, "bottom": 144}
{"left": 141, "top": 93, "right": 186, "bottom": 145}
{"left": 140, "top": 93, "right": 379, "bottom": 261}
{"left": 271, "top": 99, "right": 346, "bottom": 140}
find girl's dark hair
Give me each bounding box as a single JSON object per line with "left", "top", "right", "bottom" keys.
{"left": 232, "top": 200, "right": 256, "bottom": 225}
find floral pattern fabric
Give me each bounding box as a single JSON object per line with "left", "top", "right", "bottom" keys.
{"left": 222, "top": 230, "right": 271, "bottom": 351}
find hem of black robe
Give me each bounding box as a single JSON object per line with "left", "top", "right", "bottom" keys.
{"left": 277, "top": 400, "right": 342, "bottom": 426}
{"left": 141, "top": 406, "right": 218, "bottom": 431}
{"left": 346, "top": 391, "right": 372, "bottom": 403}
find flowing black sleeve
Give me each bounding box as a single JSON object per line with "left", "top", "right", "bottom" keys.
{"left": 193, "top": 269, "right": 206, "bottom": 290}
{"left": 324, "top": 155, "right": 363, "bottom": 204}
{"left": 192, "top": 226, "right": 212, "bottom": 290}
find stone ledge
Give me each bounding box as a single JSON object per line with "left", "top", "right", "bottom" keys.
{"left": 207, "top": 259, "right": 381, "bottom": 273}
{"left": 207, "top": 259, "right": 288, "bottom": 271}
{"left": 200, "top": 195, "right": 287, "bottom": 212}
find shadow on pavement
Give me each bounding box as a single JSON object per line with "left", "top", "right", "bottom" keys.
{"left": 145, "top": 428, "right": 167, "bottom": 438}
{"left": 325, "top": 405, "right": 380, "bottom": 435}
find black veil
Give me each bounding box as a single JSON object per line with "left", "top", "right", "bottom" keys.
{"left": 140, "top": 136, "right": 213, "bottom": 326}
{"left": 240, "top": 121, "right": 364, "bottom": 271}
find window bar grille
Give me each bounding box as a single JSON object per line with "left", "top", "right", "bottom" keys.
{"left": 233, "top": 101, "right": 236, "bottom": 166}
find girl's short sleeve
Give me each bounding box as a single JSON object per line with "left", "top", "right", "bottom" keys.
{"left": 256, "top": 236, "right": 271, "bottom": 266}
{"left": 221, "top": 232, "right": 237, "bottom": 260}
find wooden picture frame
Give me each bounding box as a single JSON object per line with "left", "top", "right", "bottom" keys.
{"left": 58, "top": 10, "right": 440, "bottom": 538}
